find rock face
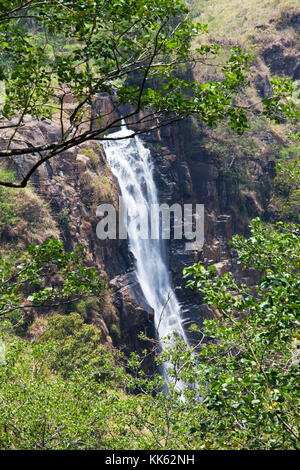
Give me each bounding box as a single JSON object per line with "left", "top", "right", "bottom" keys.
{"left": 262, "top": 39, "right": 300, "bottom": 79}
{"left": 136, "top": 124, "right": 236, "bottom": 339}
{"left": 0, "top": 98, "right": 161, "bottom": 358}
{"left": 0, "top": 109, "right": 127, "bottom": 343}
{"left": 110, "top": 271, "right": 156, "bottom": 369}
{"left": 9, "top": 94, "right": 278, "bottom": 349}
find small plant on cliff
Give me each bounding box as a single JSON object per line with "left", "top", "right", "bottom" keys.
{"left": 80, "top": 147, "right": 99, "bottom": 171}
{"left": 56, "top": 209, "right": 70, "bottom": 236}
{"left": 0, "top": 168, "right": 19, "bottom": 231}
{"left": 272, "top": 144, "right": 300, "bottom": 222}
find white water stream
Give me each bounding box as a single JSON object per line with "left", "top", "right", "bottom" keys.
{"left": 103, "top": 124, "right": 187, "bottom": 362}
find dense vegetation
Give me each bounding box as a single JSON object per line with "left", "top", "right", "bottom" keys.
{"left": 0, "top": 219, "right": 298, "bottom": 449}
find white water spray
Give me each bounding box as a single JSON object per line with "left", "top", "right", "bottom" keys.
{"left": 102, "top": 124, "right": 187, "bottom": 351}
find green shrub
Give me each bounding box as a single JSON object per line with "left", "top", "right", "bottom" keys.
{"left": 74, "top": 296, "right": 99, "bottom": 320}
{"left": 40, "top": 313, "right": 115, "bottom": 379}
{"left": 110, "top": 323, "right": 121, "bottom": 343}
{"left": 80, "top": 147, "right": 99, "bottom": 170}
{"left": 57, "top": 209, "right": 70, "bottom": 234}
{"left": 0, "top": 168, "right": 19, "bottom": 231}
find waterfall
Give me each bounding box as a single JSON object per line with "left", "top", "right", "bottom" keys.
{"left": 102, "top": 124, "right": 188, "bottom": 353}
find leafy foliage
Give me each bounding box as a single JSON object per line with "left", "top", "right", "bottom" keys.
{"left": 262, "top": 78, "right": 300, "bottom": 125}
{"left": 0, "top": 329, "right": 117, "bottom": 450}
{"left": 272, "top": 144, "right": 300, "bottom": 222}
{"left": 40, "top": 313, "right": 115, "bottom": 379}
{"left": 0, "top": 237, "right": 106, "bottom": 323}
{"left": 182, "top": 218, "right": 299, "bottom": 449}
{"left": 0, "top": 218, "right": 298, "bottom": 449}
{"left": 0, "top": 1, "right": 297, "bottom": 187}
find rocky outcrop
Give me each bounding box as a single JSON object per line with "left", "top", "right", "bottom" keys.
{"left": 0, "top": 110, "right": 129, "bottom": 341}
{"left": 276, "top": 10, "right": 300, "bottom": 33}
{"left": 110, "top": 271, "right": 156, "bottom": 370}
{"left": 261, "top": 39, "right": 300, "bottom": 79}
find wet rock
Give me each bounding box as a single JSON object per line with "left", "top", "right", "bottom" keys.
{"left": 110, "top": 271, "right": 156, "bottom": 371}
{"left": 215, "top": 215, "right": 232, "bottom": 241}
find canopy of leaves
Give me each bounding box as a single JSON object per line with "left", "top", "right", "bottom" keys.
{"left": 182, "top": 218, "right": 299, "bottom": 449}
{"left": 40, "top": 313, "right": 115, "bottom": 379}
{"left": 271, "top": 144, "right": 300, "bottom": 222}
{"left": 0, "top": 237, "right": 106, "bottom": 327}
{"left": 0, "top": 1, "right": 298, "bottom": 187}
{"left": 0, "top": 328, "right": 119, "bottom": 450}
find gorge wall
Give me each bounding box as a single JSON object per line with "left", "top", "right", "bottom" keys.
{"left": 3, "top": 95, "right": 266, "bottom": 354}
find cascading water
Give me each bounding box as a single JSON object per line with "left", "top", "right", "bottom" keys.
{"left": 102, "top": 124, "right": 188, "bottom": 361}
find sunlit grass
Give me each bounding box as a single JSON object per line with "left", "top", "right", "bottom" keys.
{"left": 191, "top": 0, "right": 297, "bottom": 44}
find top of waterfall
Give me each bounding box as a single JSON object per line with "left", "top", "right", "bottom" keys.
{"left": 103, "top": 119, "right": 134, "bottom": 140}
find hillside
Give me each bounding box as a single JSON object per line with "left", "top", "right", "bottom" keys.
{"left": 185, "top": 0, "right": 300, "bottom": 229}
